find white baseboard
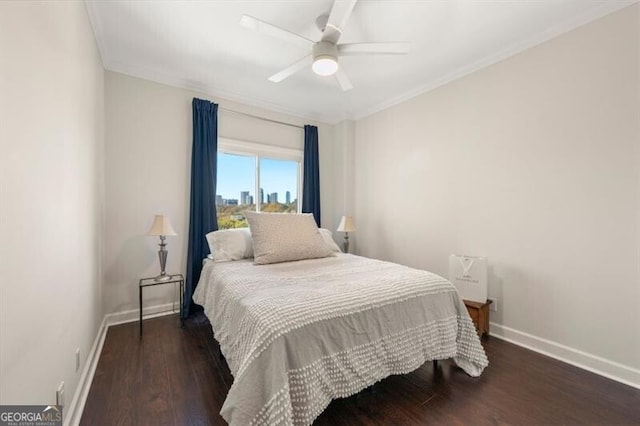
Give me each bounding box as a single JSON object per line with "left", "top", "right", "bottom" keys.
{"left": 490, "top": 322, "right": 640, "bottom": 389}
{"left": 63, "top": 303, "right": 179, "bottom": 426}
{"left": 64, "top": 316, "right": 108, "bottom": 426}
{"left": 105, "top": 302, "right": 180, "bottom": 327}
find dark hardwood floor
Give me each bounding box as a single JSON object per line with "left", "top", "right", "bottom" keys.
{"left": 81, "top": 313, "right": 640, "bottom": 425}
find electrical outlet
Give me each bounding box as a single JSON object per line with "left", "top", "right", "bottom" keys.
{"left": 56, "top": 382, "right": 65, "bottom": 407}
{"left": 75, "top": 348, "right": 80, "bottom": 373}
{"left": 488, "top": 297, "right": 498, "bottom": 312}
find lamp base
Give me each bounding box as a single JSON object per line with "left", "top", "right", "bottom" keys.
{"left": 154, "top": 274, "right": 171, "bottom": 282}
{"left": 155, "top": 236, "right": 170, "bottom": 282}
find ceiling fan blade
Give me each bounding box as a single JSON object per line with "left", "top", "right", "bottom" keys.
{"left": 268, "top": 55, "right": 313, "bottom": 83}
{"left": 321, "top": 0, "right": 358, "bottom": 44}
{"left": 339, "top": 42, "right": 410, "bottom": 56}
{"left": 240, "top": 15, "right": 314, "bottom": 48}
{"left": 335, "top": 67, "right": 353, "bottom": 91}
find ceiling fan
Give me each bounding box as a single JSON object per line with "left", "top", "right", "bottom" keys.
{"left": 240, "top": 0, "right": 409, "bottom": 91}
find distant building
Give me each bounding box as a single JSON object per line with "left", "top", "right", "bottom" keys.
{"left": 260, "top": 188, "right": 264, "bottom": 204}
{"left": 286, "top": 191, "right": 291, "bottom": 204}
{"left": 248, "top": 195, "right": 254, "bottom": 205}
{"left": 215, "top": 195, "right": 223, "bottom": 206}
{"left": 240, "top": 191, "right": 250, "bottom": 205}
{"left": 226, "top": 199, "right": 238, "bottom": 206}
{"left": 270, "top": 192, "right": 278, "bottom": 203}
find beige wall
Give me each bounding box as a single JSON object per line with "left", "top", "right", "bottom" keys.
{"left": 354, "top": 5, "right": 639, "bottom": 384}
{"left": 331, "top": 120, "right": 356, "bottom": 250}
{"left": 103, "top": 71, "right": 338, "bottom": 315}
{"left": 0, "top": 0, "right": 105, "bottom": 409}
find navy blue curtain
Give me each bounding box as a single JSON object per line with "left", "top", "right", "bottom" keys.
{"left": 183, "top": 98, "right": 218, "bottom": 318}
{"left": 302, "top": 125, "right": 321, "bottom": 227}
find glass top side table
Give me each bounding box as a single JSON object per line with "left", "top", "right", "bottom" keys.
{"left": 139, "top": 273, "right": 184, "bottom": 338}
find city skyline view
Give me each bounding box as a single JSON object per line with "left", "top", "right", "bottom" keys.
{"left": 216, "top": 189, "right": 294, "bottom": 206}
{"left": 216, "top": 152, "right": 298, "bottom": 204}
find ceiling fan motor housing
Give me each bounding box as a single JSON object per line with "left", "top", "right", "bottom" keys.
{"left": 313, "top": 41, "right": 339, "bottom": 62}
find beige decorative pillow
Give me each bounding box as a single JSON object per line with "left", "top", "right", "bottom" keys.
{"left": 246, "top": 211, "right": 335, "bottom": 265}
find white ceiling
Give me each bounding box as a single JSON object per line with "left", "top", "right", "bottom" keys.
{"left": 86, "top": 0, "right": 634, "bottom": 123}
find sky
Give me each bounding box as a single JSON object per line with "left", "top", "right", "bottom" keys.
{"left": 217, "top": 152, "right": 298, "bottom": 202}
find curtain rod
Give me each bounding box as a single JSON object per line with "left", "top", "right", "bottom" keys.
{"left": 220, "top": 108, "right": 304, "bottom": 130}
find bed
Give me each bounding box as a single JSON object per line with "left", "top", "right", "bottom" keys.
{"left": 193, "top": 251, "right": 488, "bottom": 425}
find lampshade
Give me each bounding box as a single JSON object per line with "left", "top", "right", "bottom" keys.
{"left": 337, "top": 216, "right": 355, "bottom": 233}
{"left": 146, "top": 215, "right": 177, "bottom": 236}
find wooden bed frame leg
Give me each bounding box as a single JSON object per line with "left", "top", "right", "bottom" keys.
{"left": 433, "top": 360, "right": 438, "bottom": 369}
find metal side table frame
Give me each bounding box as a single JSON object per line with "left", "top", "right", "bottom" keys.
{"left": 139, "top": 273, "right": 184, "bottom": 338}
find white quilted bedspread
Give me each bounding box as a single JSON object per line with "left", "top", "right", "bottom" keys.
{"left": 193, "top": 253, "right": 488, "bottom": 425}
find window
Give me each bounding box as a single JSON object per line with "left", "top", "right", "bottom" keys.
{"left": 260, "top": 158, "right": 298, "bottom": 213}
{"left": 216, "top": 139, "right": 302, "bottom": 229}
{"left": 215, "top": 153, "right": 256, "bottom": 229}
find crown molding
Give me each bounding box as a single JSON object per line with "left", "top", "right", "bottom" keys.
{"left": 105, "top": 61, "right": 338, "bottom": 125}
{"left": 352, "top": 0, "right": 638, "bottom": 121}
{"left": 84, "top": 0, "right": 109, "bottom": 68}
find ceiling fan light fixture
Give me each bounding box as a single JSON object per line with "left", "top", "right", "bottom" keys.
{"left": 312, "top": 55, "right": 338, "bottom": 76}
{"left": 312, "top": 41, "right": 339, "bottom": 76}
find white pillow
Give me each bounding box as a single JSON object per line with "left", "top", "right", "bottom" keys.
{"left": 319, "top": 228, "right": 342, "bottom": 252}
{"left": 205, "top": 227, "right": 253, "bottom": 262}
{"left": 246, "top": 211, "right": 335, "bottom": 265}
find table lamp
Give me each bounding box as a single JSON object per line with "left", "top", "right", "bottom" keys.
{"left": 146, "top": 215, "right": 177, "bottom": 281}
{"left": 336, "top": 216, "right": 355, "bottom": 253}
